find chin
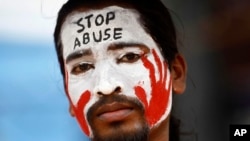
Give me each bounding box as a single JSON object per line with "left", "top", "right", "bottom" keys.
{"left": 90, "top": 110, "right": 149, "bottom": 141}
{"left": 90, "top": 120, "right": 149, "bottom": 141}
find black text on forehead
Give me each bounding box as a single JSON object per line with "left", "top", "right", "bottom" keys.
{"left": 71, "top": 10, "right": 116, "bottom": 33}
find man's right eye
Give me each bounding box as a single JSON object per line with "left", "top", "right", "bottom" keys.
{"left": 71, "top": 63, "right": 94, "bottom": 75}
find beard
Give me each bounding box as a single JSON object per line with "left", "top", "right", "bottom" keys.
{"left": 91, "top": 126, "right": 149, "bottom": 141}
{"left": 87, "top": 95, "right": 149, "bottom": 141}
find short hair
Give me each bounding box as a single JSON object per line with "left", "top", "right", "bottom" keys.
{"left": 54, "top": 0, "right": 178, "bottom": 77}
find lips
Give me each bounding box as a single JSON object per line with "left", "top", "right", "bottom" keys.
{"left": 96, "top": 102, "right": 134, "bottom": 122}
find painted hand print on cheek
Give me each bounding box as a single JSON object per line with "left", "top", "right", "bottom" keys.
{"left": 134, "top": 49, "right": 172, "bottom": 127}
{"left": 65, "top": 71, "right": 91, "bottom": 136}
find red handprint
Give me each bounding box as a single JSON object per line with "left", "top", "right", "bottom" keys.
{"left": 134, "top": 49, "right": 172, "bottom": 126}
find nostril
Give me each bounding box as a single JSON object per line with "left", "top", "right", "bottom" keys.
{"left": 97, "top": 91, "right": 103, "bottom": 95}
{"left": 114, "top": 87, "right": 121, "bottom": 93}
{"left": 96, "top": 86, "right": 122, "bottom": 96}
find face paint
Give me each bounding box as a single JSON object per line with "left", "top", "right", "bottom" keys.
{"left": 61, "top": 6, "right": 172, "bottom": 137}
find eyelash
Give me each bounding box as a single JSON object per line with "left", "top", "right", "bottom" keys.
{"left": 71, "top": 62, "right": 94, "bottom": 75}
{"left": 117, "top": 52, "right": 142, "bottom": 63}
{"left": 71, "top": 52, "right": 142, "bottom": 75}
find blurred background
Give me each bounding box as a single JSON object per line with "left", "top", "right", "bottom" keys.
{"left": 0, "top": 0, "right": 249, "bottom": 141}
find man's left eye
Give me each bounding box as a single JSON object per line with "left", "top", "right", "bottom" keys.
{"left": 118, "top": 52, "right": 141, "bottom": 63}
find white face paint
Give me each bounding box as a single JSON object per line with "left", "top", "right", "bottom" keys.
{"left": 61, "top": 6, "right": 172, "bottom": 137}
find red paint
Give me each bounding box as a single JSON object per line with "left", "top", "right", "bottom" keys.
{"left": 64, "top": 49, "right": 171, "bottom": 135}
{"left": 64, "top": 70, "right": 91, "bottom": 136}
{"left": 135, "top": 49, "right": 172, "bottom": 126}
{"left": 74, "top": 91, "right": 91, "bottom": 136}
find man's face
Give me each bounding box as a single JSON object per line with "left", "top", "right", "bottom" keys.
{"left": 61, "top": 6, "right": 172, "bottom": 140}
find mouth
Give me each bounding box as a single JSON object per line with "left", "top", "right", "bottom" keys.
{"left": 96, "top": 102, "right": 134, "bottom": 123}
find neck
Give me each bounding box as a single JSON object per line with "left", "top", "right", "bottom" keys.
{"left": 149, "top": 116, "right": 170, "bottom": 141}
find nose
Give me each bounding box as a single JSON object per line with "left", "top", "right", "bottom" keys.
{"left": 93, "top": 63, "right": 123, "bottom": 96}
{"left": 96, "top": 86, "right": 122, "bottom": 95}
{"left": 94, "top": 78, "right": 122, "bottom": 95}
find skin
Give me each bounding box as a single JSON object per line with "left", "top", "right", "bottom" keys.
{"left": 61, "top": 6, "right": 187, "bottom": 141}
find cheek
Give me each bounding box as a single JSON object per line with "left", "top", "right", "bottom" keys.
{"left": 118, "top": 63, "right": 151, "bottom": 98}
{"left": 134, "top": 49, "right": 172, "bottom": 127}
{"left": 65, "top": 71, "right": 92, "bottom": 136}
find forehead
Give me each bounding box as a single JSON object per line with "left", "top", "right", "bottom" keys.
{"left": 60, "top": 6, "right": 157, "bottom": 58}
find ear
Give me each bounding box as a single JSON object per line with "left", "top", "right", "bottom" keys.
{"left": 69, "top": 104, "right": 75, "bottom": 117}
{"left": 170, "top": 54, "right": 187, "bottom": 94}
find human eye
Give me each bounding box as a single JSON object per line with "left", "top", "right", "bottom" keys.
{"left": 117, "top": 52, "right": 141, "bottom": 63}
{"left": 71, "top": 62, "right": 94, "bottom": 75}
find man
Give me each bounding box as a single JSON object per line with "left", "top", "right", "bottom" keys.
{"left": 54, "top": 0, "right": 187, "bottom": 140}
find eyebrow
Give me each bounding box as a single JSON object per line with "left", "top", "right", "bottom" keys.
{"left": 66, "top": 42, "right": 150, "bottom": 63}
{"left": 108, "top": 42, "right": 150, "bottom": 52}
{"left": 66, "top": 49, "right": 92, "bottom": 64}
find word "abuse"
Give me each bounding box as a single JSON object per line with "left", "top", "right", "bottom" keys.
{"left": 73, "top": 11, "right": 123, "bottom": 49}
